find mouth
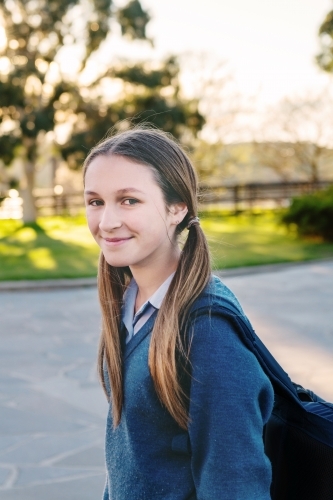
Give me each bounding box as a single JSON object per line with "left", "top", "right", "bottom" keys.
{"left": 103, "top": 236, "right": 133, "bottom": 246}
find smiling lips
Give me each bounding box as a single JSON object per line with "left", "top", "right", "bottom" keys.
{"left": 103, "top": 236, "right": 133, "bottom": 246}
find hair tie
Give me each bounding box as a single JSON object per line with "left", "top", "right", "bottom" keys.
{"left": 187, "top": 216, "right": 200, "bottom": 230}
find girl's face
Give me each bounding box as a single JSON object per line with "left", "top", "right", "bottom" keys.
{"left": 84, "top": 154, "right": 187, "bottom": 271}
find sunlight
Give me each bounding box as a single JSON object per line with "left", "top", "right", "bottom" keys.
{"left": 0, "top": 56, "right": 10, "bottom": 74}
{"left": 0, "top": 25, "right": 5, "bottom": 51}
{"left": 54, "top": 122, "right": 72, "bottom": 145}
{"left": 0, "top": 242, "right": 23, "bottom": 256}
{"left": 56, "top": 44, "right": 85, "bottom": 77}
{"left": 28, "top": 247, "right": 57, "bottom": 269}
{"left": 0, "top": 195, "right": 23, "bottom": 219}
{"left": 14, "top": 227, "right": 37, "bottom": 243}
{"left": 24, "top": 74, "right": 42, "bottom": 95}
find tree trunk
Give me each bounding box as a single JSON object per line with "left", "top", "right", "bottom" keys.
{"left": 20, "top": 161, "right": 37, "bottom": 223}
{"left": 309, "top": 145, "right": 320, "bottom": 183}
{"left": 310, "top": 166, "right": 319, "bottom": 183}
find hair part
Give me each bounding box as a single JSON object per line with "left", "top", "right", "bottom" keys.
{"left": 83, "top": 126, "right": 211, "bottom": 429}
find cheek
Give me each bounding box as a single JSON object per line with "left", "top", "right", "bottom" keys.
{"left": 144, "top": 220, "right": 171, "bottom": 243}
{"left": 126, "top": 210, "right": 156, "bottom": 234}
{"left": 86, "top": 210, "right": 99, "bottom": 235}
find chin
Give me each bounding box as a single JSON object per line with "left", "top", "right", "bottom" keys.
{"left": 103, "top": 256, "right": 131, "bottom": 268}
{"left": 102, "top": 250, "right": 136, "bottom": 267}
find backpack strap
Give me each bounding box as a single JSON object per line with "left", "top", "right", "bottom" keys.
{"left": 190, "top": 296, "right": 300, "bottom": 404}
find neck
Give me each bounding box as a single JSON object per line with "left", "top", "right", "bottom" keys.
{"left": 130, "top": 247, "right": 180, "bottom": 310}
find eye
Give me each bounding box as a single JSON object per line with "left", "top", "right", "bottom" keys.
{"left": 122, "top": 198, "right": 139, "bottom": 206}
{"left": 88, "top": 199, "right": 104, "bottom": 206}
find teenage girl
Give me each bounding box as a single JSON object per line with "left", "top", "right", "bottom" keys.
{"left": 83, "top": 127, "right": 273, "bottom": 500}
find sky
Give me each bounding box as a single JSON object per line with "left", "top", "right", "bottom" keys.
{"left": 1, "top": 0, "right": 333, "bottom": 141}
{"left": 138, "top": 0, "right": 333, "bottom": 108}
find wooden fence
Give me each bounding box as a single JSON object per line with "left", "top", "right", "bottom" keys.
{"left": 8, "top": 180, "right": 331, "bottom": 216}
{"left": 199, "top": 180, "right": 332, "bottom": 211}
{"left": 34, "top": 190, "right": 85, "bottom": 216}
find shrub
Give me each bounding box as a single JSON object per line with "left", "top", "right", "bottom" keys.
{"left": 282, "top": 185, "right": 333, "bottom": 241}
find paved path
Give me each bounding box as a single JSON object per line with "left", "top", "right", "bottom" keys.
{"left": 219, "top": 260, "right": 333, "bottom": 402}
{"left": 0, "top": 260, "right": 332, "bottom": 499}
{"left": 0, "top": 288, "right": 107, "bottom": 499}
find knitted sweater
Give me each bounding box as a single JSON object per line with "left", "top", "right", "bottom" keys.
{"left": 103, "top": 276, "right": 273, "bottom": 499}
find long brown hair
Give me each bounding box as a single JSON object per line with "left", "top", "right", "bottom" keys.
{"left": 83, "top": 127, "right": 211, "bottom": 429}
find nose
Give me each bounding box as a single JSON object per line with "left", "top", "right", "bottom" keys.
{"left": 98, "top": 205, "right": 122, "bottom": 232}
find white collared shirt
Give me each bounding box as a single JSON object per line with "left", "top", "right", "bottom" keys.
{"left": 122, "top": 273, "right": 175, "bottom": 343}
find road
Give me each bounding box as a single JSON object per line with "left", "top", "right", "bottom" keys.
{"left": 0, "top": 260, "right": 332, "bottom": 499}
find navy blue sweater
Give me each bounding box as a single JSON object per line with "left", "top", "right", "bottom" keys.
{"left": 103, "top": 276, "right": 273, "bottom": 499}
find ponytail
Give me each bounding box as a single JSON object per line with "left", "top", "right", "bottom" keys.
{"left": 149, "top": 222, "right": 211, "bottom": 429}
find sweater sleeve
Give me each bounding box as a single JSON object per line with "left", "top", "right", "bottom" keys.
{"left": 187, "top": 310, "right": 273, "bottom": 500}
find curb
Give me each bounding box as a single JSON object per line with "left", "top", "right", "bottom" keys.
{"left": 215, "top": 259, "right": 333, "bottom": 278}
{"left": 0, "top": 259, "right": 332, "bottom": 292}
{"left": 0, "top": 276, "right": 97, "bottom": 292}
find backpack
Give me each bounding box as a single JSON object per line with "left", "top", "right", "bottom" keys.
{"left": 219, "top": 299, "right": 333, "bottom": 500}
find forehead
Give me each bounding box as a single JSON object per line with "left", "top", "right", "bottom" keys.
{"left": 85, "top": 154, "right": 158, "bottom": 191}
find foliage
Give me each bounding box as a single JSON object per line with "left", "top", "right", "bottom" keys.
{"left": 317, "top": 9, "right": 333, "bottom": 72}
{"left": 1, "top": 211, "right": 333, "bottom": 280}
{"left": 117, "top": 0, "right": 151, "bottom": 41}
{"left": 282, "top": 186, "right": 333, "bottom": 242}
{"left": 61, "top": 55, "right": 204, "bottom": 169}
{"left": 0, "top": 0, "right": 108, "bottom": 161}
{"left": 0, "top": 0, "right": 204, "bottom": 220}
{"left": 0, "top": 0, "right": 202, "bottom": 162}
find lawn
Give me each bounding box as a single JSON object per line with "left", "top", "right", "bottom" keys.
{"left": 1, "top": 211, "right": 333, "bottom": 281}
{"left": 201, "top": 210, "right": 333, "bottom": 270}
{"left": 0, "top": 216, "right": 99, "bottom": 281}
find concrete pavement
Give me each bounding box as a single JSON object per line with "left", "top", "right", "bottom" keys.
{"left": 219, "top": 260, "right": 333, "bottom": 402}
{"left": 0, "top": 260, "right": 332, "bottom": 499}
{"left": 0, "top": 287, "right": 107, "bottom": 499}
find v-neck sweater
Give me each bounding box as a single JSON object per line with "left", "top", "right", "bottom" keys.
{"left": 102, "top": 275, "right": 274, "bottom": 500}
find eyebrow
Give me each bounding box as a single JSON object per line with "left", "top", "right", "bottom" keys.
{"left": 84, "top": 188, "right": 145, "bottom": 195}
{"left": 116, "top": 188, "right": 145, "bottom": 195}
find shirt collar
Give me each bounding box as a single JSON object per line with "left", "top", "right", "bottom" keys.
{"left": 122, "top": 272, "right": 175, "bottom": 328}
{"left": 147, "top": 272, "right": 175, "bottom": 310}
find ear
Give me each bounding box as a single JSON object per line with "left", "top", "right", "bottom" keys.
{"left": 169, "top": 202, "right": 188, "bottom": 226}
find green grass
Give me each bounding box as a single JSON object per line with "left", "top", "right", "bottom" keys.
{"left": 0, "top": 216, "right": 100, "bottom": 281}
{"left": 1, "top": 211, "right": 333, "bottom": 281}
{"left": 201, "top": 210, "right": 333, "bottom": 271}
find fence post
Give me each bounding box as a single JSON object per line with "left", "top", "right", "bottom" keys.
{"left": 62, "top": 194, "right": 67, "bottom": 214}
{"left": 233, "top": 185, "right": 239, "bottom": 213}
{"left": 54, "top": 194, "right": 61, "bottom": 215}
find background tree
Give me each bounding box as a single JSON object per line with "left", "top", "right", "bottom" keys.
{"left": 61, "top": 55, "right": 204, "bottom": 170}
{"left": 251, "top": 141, "right": 297, "bottom": 182}
{"left": 180, "top": 53, "right": 255, "bottom": 183}
{"left": 253, "top": 93, "right": 333, "bottom": 182}
{"left": 0, "top": 0, "right": 204, "bottom": 222}
{"left": 317, "top": 7, "right": 333, "bottom": 72}
{"left": 191, "top": 140, "right": 255, "bottom": 186}
{"left": 251, "top": 5, "right": 333, "bottom": 185}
